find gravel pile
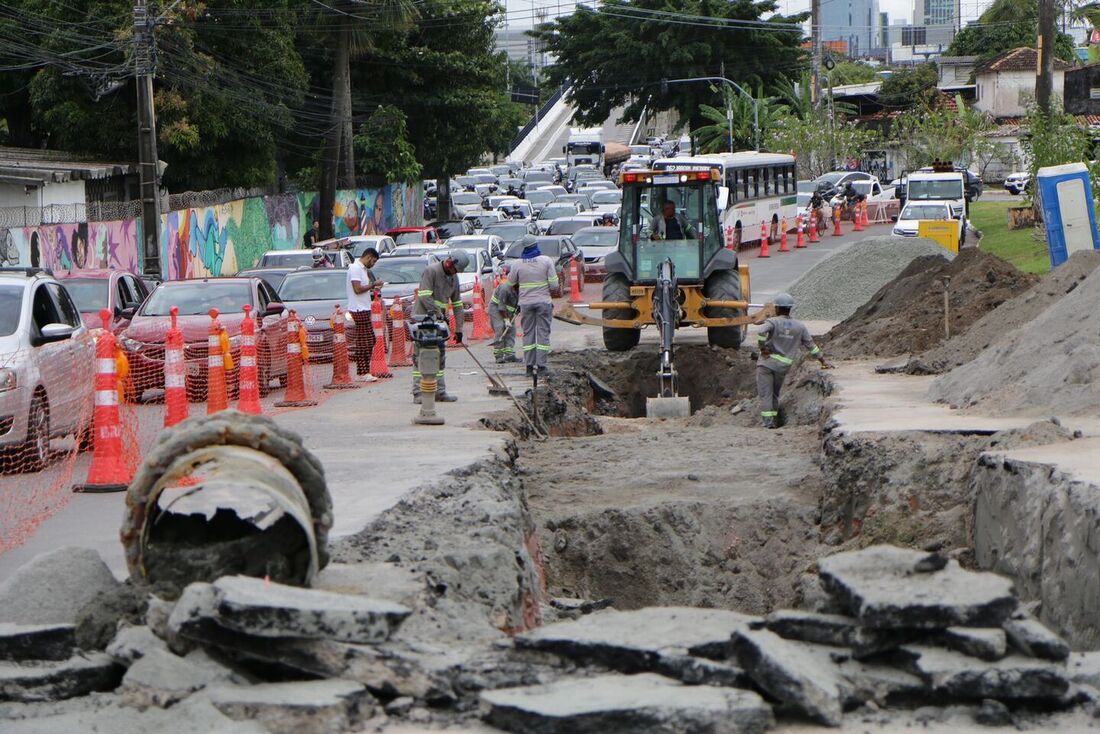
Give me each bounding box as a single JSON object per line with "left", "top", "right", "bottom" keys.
{"left": 789, "top": 237, "right": 951, "bottom": 322}
{"left": 930, "top": 258, "right": 1100, "bottom": 416}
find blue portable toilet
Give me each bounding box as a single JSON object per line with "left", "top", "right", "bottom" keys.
{"left": 1036, "top": 162, "right": 1100, "bottom": 268}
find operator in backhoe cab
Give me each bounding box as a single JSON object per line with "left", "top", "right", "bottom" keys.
{"left": 649, "top": 200, "right": 695, "bottom": 240}
{"left": 755, "top": 293, "right": 830, "bottom": 429}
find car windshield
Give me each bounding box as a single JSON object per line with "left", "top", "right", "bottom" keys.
{"left": 525, "top": 172, "right": 552, "bottom": 183}
{"left": 815, "top": 172, "right": 845, "bottom": 186}
{"left": 62, "top": 279, "right": 109, "bottom": 312}
{"left": 908, "top": 179, "right": 964, "bottom": 200}
{"left": 901, "top": 204, "right": 949, "bottom": 220}
{"left": 591, "top": 191, "right": 621, "bottom": 204}
{"left": 525, "top": 191, "right": 554, "bottom": 205}
{"left": 371, "top": 258, "right": 429, "bottom": 284}
{"left": 278, "top": 271, "right": 347, "bottom": 301}
{"left": 452, "top": 193, "right": 481, "bottom": 205}
{"left": 484, "top": 224, "right": 528, "bottom": 241}
{"left": 394, "top": 232, "right": 426, "bottom": 245}
{"left": 261, "top": 252, "right": 312, "bottom": 267}
{"left": 572, "top": 228, "right": 618, "bottom": 247}
{"left": 143, "top": 282, "right": 252, "bottom": 317}
{"left": 0, "top": 285, "right": 21, "bottom": 336}
{"left": 435, "top": 223, "right": 466, "bottom": 237}
{"left": 539, "top": 205, "right": 576, "bottom": 220}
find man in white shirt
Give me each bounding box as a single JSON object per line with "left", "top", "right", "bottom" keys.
{"left": 346, "top": 247, "right": 384, "bottom": 380}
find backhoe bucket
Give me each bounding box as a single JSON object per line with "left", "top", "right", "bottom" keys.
{"left": 645, "top": 395, "right": 692, "bottom": 419}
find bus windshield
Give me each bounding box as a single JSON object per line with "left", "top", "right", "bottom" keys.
{"left": 619, "top": 180, "right": 721, "bottom": 280}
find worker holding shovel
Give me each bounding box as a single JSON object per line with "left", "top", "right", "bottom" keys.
{"left": 489, "top": 263, "right": 519, "bottom": 363}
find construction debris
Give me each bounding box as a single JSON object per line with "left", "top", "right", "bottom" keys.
{"left": 0, "top": 547, "right": 119, "bottom": 626}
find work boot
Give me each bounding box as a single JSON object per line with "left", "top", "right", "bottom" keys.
{"left": 503, "top": 355, "right": 520, "bottom": 363}
{"left": 437, "top": 393, "right": 458, "bottom": 403}
{"left": 495, "top": 356, "right": 506, "bottom": 364}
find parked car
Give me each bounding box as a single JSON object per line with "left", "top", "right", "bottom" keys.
{"left": 812, "top": 170, "right": 875, "bottom": 201}
{"left": 891, "top": 200, "right": 962, "bottom": 247}
{"left": 571, "top": 226, "right": 619, "bottom": 281}
{"left": 546, "top": 214, "right": 605, "bottom": 236}
{"left": 428, "top": 220, "right": 475, "bottom": 241}
{"left": 258, "top": 249, "right": 350, "bottom": 269}
{"left": 277, "top": 269, "right": 358, "bottom": 362}
{"left": 386, "top": 227, "right": 442, "bottom": 246}
{"left": 118, "top": 277, "right": 289, "bottom": 402}
{"left": 0, "top": 267, "right": 96, "bottom": 469}
{"left": 501, "top": 235, "right": 584, "bottom": 291}
{"left": 1004, "top": 172, "right": 1030, "bottom": 195}
{"left": 236, "top": 267, "right": 296, "bottom": 292}
{"left": 54, "top": 269, "right": 150, "bottom": 332}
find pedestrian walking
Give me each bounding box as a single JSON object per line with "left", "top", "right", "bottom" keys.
{"left": 755, "top": 293, "right": 829, "bottom": 428}
{"left": 346, "top": 247, "right": 383, "bottom": 382}
{"left": 303, "top": 220, "right": 321, "bottom": 248}
{"left": 507, "top": 236, "right": 560, "bottom": 376}
{"left": 489, "top": 263, "right": 518, "bottom": 363}
{"left": 411, "top": 251, "right": 467, "bottom": 403}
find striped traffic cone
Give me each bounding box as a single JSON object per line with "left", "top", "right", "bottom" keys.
{"left": 369, "top": 297, "right": 392, "bottom": 378}
{"left": 758, "top": 221, "right": 770, "bottom": 257}
{"left": 809, "top": 210, "right": 820, "bottom": 243}
{"left": 779, "top": 217, "right": 790, "bottom": 252}
{"left": 795, "top": 216, "right": 805, "bottom": 248}
{"left": 325, "top": 305, "right": 359, "bottom": 389}
{"left": 832, "top": 206, "right": 844, "bottom": 237}
{"left": 276, "top": 311, "right": 318, "bottom": 407}
{"left": 73, "top": 310, "right": 132, "bottom": 493}
{"left": 164, "top": 306, "right": 188, "bottom": 428}
{"left": 471, "top": 281, "right": 493, "bottom": 340}
{"left": 207, "top": 309, "right": 229, "bottom": 415}
{"left": 853, "top": 201, "right": 864, "bottom": 232}
{"left": 237, "top": 304, "right": 263, "bottom": 414}
{"left": 389, "top": 301, "right": 413, "bottom": 367}
{"left": 567, "top": 257, "right": 584, "bottom": 303}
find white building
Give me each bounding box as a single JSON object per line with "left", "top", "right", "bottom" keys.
{"left": 973, "top": 47, "right": 1070, "bottom": 118}
{"left": 0, "top": 147, "right": 138, "bottom": 226}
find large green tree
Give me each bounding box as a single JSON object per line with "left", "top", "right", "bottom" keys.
{"left": 532, "top": 0, "right": 808, "bottom": 132}
{"left": 876, "top": 63, "right": 939, "bottom": 111}
{"left": 947, "top": 0, "right": 1075, "bottom": 66}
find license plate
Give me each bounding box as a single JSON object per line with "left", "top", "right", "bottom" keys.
{"left": 307, "top": 333, "right": 325, "bottom": 343}
{"left": 186, "top": 362, "right": 200, "bottom": 378}
{"left": 653, "top": 174, "right": 680, "bottom": 185}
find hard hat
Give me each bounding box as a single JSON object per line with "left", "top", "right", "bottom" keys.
{"left": 447, "top": 250, "right": 470, "bottom": 271}
{"left": 774, "top": 292, "right": 795, "bottom": 308}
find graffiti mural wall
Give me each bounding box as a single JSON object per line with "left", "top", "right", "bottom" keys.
{"left": 0, "top": 220, "right": 141, "bottom": 272}
{"left": 163, "top": 184, "right": 422, "bottom": 280}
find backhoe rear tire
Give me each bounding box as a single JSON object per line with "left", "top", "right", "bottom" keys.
{"left": 602, "top": 273, "right": 640, "bottom": 352}
{"left": 704, "top": 268, "right": 743, "bottom": 349}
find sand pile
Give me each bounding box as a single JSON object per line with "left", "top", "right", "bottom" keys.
{"left": 788, "top": 237, "right": 950, "bottom": 322}
{"left": 930, "top": 258, "right": 1100, "bottom": 416}
{"left": 825, "top": 248, "right": 1037, "bottom": 360}
{"left": 915, "top": 250, "right": 1100, "bottom": 372}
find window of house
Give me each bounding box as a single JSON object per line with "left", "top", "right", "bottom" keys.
{"left": 1090, "top": 84, "right": 1100, "bottom": 100}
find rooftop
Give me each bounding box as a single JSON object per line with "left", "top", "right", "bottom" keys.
{"left": 975, "top": 47, "right": 1073, "bottom": 75}
{"left": 0, "top": 146, "right": 136, "bottom": 187}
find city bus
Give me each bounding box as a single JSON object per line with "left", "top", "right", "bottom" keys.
{"left": 653, "top": 152, "right": 798, "bottom": 246}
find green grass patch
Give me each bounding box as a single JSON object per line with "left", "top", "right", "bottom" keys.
{"left": 970, "top": 200, "right": 1050, "bottom": 274}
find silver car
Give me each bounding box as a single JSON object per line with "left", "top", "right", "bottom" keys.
{"left": 0, "top": 269, "right": 96, "bottom": 469}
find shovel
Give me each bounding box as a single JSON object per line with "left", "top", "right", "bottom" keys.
{"left": 460, "top": 342, "right": 546, "bottom": 439}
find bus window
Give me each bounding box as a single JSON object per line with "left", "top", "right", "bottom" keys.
{"left": 762, "top": 168, "right": 770, "bottom": 196}
{"left": 753, "top": 169, "right": 760, "bottom": 198}
{"left": 725, "top": 169, "right": 739, "bottom": 203}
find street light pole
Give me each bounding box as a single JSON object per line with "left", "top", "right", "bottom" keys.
{"left": 662, "top": 76, "right": 759, "bottom": 151}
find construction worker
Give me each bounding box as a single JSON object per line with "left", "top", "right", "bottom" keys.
{"left": 412, "top": 250, "right": 467, "bottom": 403}
{"left": 756, "top": 293, "right": 829, "bottom": 429}
{"left": 507, "top": 236, "right": 560, "bottom": 376}
{"left": 489, "top": 263, "right": 519, "bottom": 363}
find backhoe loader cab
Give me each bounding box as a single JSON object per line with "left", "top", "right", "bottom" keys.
{"left": 595, "top": 167, "right": 748, "bottom": 351}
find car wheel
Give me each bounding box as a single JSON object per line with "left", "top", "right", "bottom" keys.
{"left": 704, "top": 269, "right": 744, "bottom": 349}
{"left": 23, "top": 394, "right": 50, "bottom": 471}
{"left": 602, "top": 273, "right": 640, "bottom": 351}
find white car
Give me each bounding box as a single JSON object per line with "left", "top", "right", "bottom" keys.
{"left": 588, "top": 189, "right": 622, "bottom": 213}
{"left": 892, "top": 200, "right": 962, "bottom": 245}
{"left": 386, "top": 244, "right": 447, "bottom": 258}
{"left": 0, "top": 269, "right": 96, "bottom": 469}
{"left": 450, "top": 191, "right": 484, "bottom": 217}
{"left": 1004, "top": 172, "right": 1030, "bottom": 195}
{"left": 536, "top": 202, "right": 582, "bottom": 234}
{"left": 497, "top": 200, "right": 534, "bottom": 221}
{"left": 446, "top": 234, "right": 507, "bottom": 260}
{"left": 342, "top": 235, "right": 396, "bottom": 257}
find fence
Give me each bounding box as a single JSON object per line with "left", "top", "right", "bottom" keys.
{"left": 509, "top": 85, "right": 567, "bottom": 154}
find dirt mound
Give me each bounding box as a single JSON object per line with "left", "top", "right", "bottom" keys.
{"left": 824, "top": 248, "right": 1037, "bottom": 360}
{"left": 914, "top": 249, "right": 1100, "bottom": 372}
{"left": 930, "top": 258, "right": 1100, "bottom": 416}
{"left": 789, "top": 236, "right": 950, "bottom": 322}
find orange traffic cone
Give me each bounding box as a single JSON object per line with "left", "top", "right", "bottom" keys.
{"left": 164, "top": 306, "right": 188, "bottom": 428}
{"left": 369, "top": 297, "right": 392, "bottom": 378}
{"left": 758, "top": 221, "right": 770, "bottom": 258}
{"left": 276, "top": 311, "right": 318, "bottom": 407}
{"left": 74, "top": 309, "right": 133, "bottom": 493}
{"left": 809, "top": 210, "right": 820, "bottom": 243}
{"left": 853, "top": 201, "right": 864, "bottom": 232}
{"left": 832, "top": 206, "right": 844, "bottom": 237}
{"left": 389, "top": 301, "right": 413, "bottom": 367}
{"left": 779, "top": 217, "right": 790, "bottom": 252}
{"left": 237, "top": 304, "right": 263, "bottom": 414}
{"left": 567, "top": 257, "right": 584, "bottom": 303}
{"left": 795, "top": 215, "right": 806, "bottom": 248}
{"left": 862, "top": 201, "right": 871, "bottom": 227}
{"left": 325, "top": 305, "right": 359, "bottom": 390}
{"left": 207, "top": 309, "right": 229, "bottom": 415}
{"left": 471, "top": 281, "right": 493, "bottom": 340}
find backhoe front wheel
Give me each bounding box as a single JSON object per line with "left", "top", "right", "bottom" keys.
{"left": 601, "top": 273, "right": 640, "bottom": 352}
{"left": 704, "top": 269, "right": 743, "bottom": 349}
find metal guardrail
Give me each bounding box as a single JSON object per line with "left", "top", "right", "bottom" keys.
{"left": 629, "top": 106, "right": 647, "bottom": 146}
{"left": 509, "top": 85, "right": 566, "bottom": 156}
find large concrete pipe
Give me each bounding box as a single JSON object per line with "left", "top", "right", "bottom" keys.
{"left": 121, "top": 411, "right": 332, "bottom": 595}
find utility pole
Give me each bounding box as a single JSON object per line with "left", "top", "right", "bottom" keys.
{"left": 811, "top": 0, "right": 822, "bottom": 110}
{"left": 134, "top": 0, "right": 161, "bottom": 278}
{"left": 1036, "top": 0, "right": 1057, "bottom": 114}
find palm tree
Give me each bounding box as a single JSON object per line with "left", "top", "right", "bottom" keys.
{"left": 692, "top": 83, "right": 784, "bottom": 153}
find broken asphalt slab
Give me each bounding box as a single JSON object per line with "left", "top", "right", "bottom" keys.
{"left": 480, "top": 672, "right": 773, "bottom": 734}
{"left": 0, "top": 654, "right": 122, "bottom": 703}
{"left": 0, "top": 548, "right": 119, "bottom": 626}
{"left": 201, "top": 679, "right": 372, "bottom": 734}
{"left": 896, "top": 645, "right": 1070, "bottom": 700}
{"left": 817, "top": 545, "right": 1017, "bottom": 629}
{"left": 0, "top": 625, "right": 76, "bottom": 662}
